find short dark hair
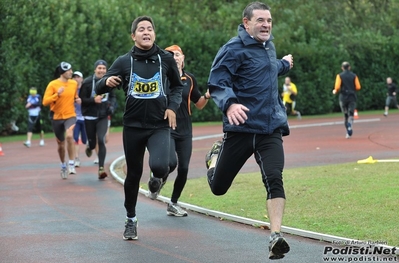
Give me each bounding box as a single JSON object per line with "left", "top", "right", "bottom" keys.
{"left": 242, "top": 2, "right": 270, "bottom": 20}
{"left": 342, "top": 61, "right": 350, "bottom": 70}
{"left": 131, "top": 16, "right": 155, "bottom": 34}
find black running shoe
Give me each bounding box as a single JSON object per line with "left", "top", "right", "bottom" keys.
{"left": 148, "top": 172, "right": 165, "bottom": 200}
{"left": 85, "top": 144, "right": 92, "bottom": 158}
{"left": 346, "top": 123, "right": 353, "bottom": 136}
{"left": 268, "top": 232, "right": 290, "bottom": 260}
{"left": 123, "top": 219, "right": 138, "bottom": 240}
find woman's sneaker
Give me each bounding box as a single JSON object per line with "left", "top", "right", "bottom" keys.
{"left": 147, "top": 172, "right": 165, "bottom": 200}
{"left": 167, "top": 203, "right": 188, "bottom": 217}
{"left": 123, "top": 219, "right": 138, "bottom": 240}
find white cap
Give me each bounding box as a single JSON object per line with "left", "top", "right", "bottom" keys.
{"left": 73, "top": 71, "right": 83, "bottom": 78}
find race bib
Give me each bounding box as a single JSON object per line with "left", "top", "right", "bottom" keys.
{"left": 129, "top": 72, "right": 162, "bottom": 99}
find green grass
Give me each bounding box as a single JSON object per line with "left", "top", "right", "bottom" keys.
{"left": 152, "top": 162, "right": 399, "bottom": 247}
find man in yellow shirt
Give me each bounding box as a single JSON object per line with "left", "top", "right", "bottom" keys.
{"left": 43, "top": 62, "right": 81, "bottom": 179}
{"left": 282, "top": 77, "right": 301, "bottom": 119}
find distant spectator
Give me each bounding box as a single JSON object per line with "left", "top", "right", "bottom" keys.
{"left": 24, "top": 87, "right": 45, "bottom": 148}
{"left": 383, "top": 77, "right": 399, "bottom": 117}
{"left": 281, "top": 77, "right": 301, "bottom": 119}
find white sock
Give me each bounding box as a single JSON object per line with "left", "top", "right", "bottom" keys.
{"left": 127, "top": 216, "right": 137, "bottom": 222}
{"left": 68, "top": 160, "right": 75, "bottom": 166}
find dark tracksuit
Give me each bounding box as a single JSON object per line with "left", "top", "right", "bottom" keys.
{"left": 207, "top": 24, "right": 291, "bottom": 200}
{"left": 80, "top": 75, "right": 116, "bottom": 168}
{"left": 96, "top": 44, "right": 183, "bottom": 218}
{"left": 385, "top": 82, "right": 398, "bottom": 108}
{"left": 167, "top": 71, "right": 202, "bottom": 204}
{"left": 334, "top": 69, "right": 361, "bottom": 129}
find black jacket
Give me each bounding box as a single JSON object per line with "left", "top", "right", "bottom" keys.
{"left": 80, "top": 75, "right": 116, "bottom": 119}
{"left": 95, "top": 44, "right": 183, "bottom": 129}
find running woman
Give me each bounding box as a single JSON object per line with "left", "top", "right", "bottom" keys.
{"left": 147, "top": 44, "right": 210, "bottom": 218}
{"left": 72, "top": 71, "right": 86, "bottom": 167}
{"left": 95, "top": 16, "right": 183, "bottom": 240}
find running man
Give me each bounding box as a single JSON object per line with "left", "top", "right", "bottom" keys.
{"left": 80, "top": 59, "right": 116, "bottom": 179}
{"left": 43, "top": 62, "right": 81, "bottom": 179}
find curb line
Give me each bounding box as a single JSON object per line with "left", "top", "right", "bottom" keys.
{"left": 109, "top": 155, "right": 396, "bottom": 251}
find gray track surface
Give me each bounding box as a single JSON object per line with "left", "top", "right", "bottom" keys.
{"left": 1, "top": 113, "right": 398, "bottom": 262}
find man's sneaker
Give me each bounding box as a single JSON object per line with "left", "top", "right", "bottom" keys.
{"left": 98, "top": 167, "right": 108, "bottom": 180}
{"left": 85, "top": 145, "right": 92, "bottom": 158}
{"left": 75, "top": 158, "right": 80, "bottom": 167}
{"left": 147, "top": 172, "right": 165, "bottom": 200}
{"left": 60, "top": 166, "right": 68, "bottom": 179}
{"left": 23, "top": 141, "right": 31, "bottom": 148}
{"left": 346, "top": 123, "right": 353, "bottom": 136}
{"left": 123, "top": 219, "right": 138, "bottom": 240}
{"left": 268, "top": 232, "right": 290, "bottom": 260}
{"left": 69, "top": 165, "right": 76, "bottom": 175}
{"left": 384, "top": 112, "right": 388, "bottom": 117}
{"left": 39, "top": 140, "right": 45, "bottom": 147}
{"left": 345, "top": 133, "right": 351, "bottom": 139}
{"left": 93, "top": 158, "right": 99, "bottom": 164}
{"left": 205, "top": 140, "right": 222, "bottom": 169}
{"left": 167, "top": 203, "right": 188, "bottom": 217}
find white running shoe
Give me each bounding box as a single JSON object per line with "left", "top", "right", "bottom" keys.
{"left": 69, "top": 165, "right": 76, "bottom": 174}
{"left": 39, "top": 140, "right": 45, "bottom": 146}
{"left": 75, "top": 158, "right": 80, "bottom": 167}
{"left": 60, "top": 167, "right": 68, "bottom": 179}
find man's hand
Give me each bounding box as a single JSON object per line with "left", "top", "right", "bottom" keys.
{"left": 283, "top": 54, "right": 294, "bottom": 69}
{"left": 164, "top": 109, "right": 177, "bottom": 130}
{"left": 94, "top": 95, "right": 102, "bottom": 103}
{"left": 75, "top": 97, "right": 82, "bottom": 105}
{"left": 57, "top": 87, "right": 65, "bottom": 96}
{"left": 227, "top": 103, "right": 250, "bottom": 125}
{"left": 332, "top": 89, "right": 337, "bottom": 95}
{"left": 105, "top": 76, "right": 122, "bottom": 88}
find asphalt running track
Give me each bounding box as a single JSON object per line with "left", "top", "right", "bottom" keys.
{"left": 1, "top": 113, "right": 398, "bottom": 263}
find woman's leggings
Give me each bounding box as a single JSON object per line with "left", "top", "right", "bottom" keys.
{"left": 168, "top": 135, "right": 192, "bottom": 203}
{"left": 123, "top": 126, "right": 171, "bottom": 218}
